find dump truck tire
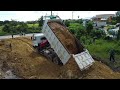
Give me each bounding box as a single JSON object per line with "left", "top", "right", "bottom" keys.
{"left": 52, "top": 57, "right": 59, "bottom": 65}
{"left": 52, "top": 57, "right": 63, "bottom": 65}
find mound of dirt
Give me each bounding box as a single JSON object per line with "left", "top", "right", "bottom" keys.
{"left": 60, "top": 58, "right": 120, "bottom": 79}
{"left": 0, "top": 38, "right": 62, "bottom": 79}
{"left": 48, "top": 22, "right": 78, "bottom": 54}
{"left": 59, "top": 57, "right": 82, "bottom": 79}
{"left": 0, "top": 37, "right": 120, "bottom": 79}
{"left": 82, "top": 61, "right": 120, "bottom": 79}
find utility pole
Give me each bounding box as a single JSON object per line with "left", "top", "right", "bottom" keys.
{"left": 72, "top": 11, "right": 73, "bottom": 19}
{"left": 51, "top": 11, "right": 52, "bottom": 16}
{"left": 72, "top": 11, "right": 75, "bottom": 19}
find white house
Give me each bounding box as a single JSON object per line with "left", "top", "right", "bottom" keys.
{"left": 92, "top": 14, "right": 115, "bottom": 27}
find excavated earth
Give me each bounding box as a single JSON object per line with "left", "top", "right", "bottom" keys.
{"left": 48, "top": 21, "right": 79, "bottom": 54}
{"left": 0, "top": 37, "right": 120, "bottom": 79}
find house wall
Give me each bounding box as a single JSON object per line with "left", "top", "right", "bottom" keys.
{"left": 83, "top": 21, "right": 86, "bottom": 26}
{"left": 96, "top": 21, "right": 106, "bottom": 27}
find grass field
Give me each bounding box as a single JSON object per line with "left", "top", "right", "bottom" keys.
{"left": 0, "top": 25, "right": 8, "bottom": 36}
{"left": 0, "top": 25, "right": 3, "bottom": 31}
{"left": 0, "top": 23, "right": 40, "bottom": 36}
{"left": 85, "top": 39, "right": 120, "bottom": 68}
{"left": 27, "top": 23, "right": 39, "bottom": 28}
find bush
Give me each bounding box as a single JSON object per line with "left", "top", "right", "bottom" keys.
{"left": 80, "top": 36, "right": 87, "bottom": 44}
{"left": 68, "top": 23, "right": 85, "bottom": 39}
{"left": 0, "top": 31, "right": 8, "bottom": 36}
{"left": 91, "top": 29, "right": 105, "bottom": 38}
{"left": 105, "top": 36, "right": 113, "bottom": 40}
{"left": 86, "top": 22, "right": 93, "bottom": 35}
{"left": 64, "top": 20, "right": 70, "bottom": 27}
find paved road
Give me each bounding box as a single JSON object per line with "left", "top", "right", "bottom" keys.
{"left": 0, "top": 33, "right": 41, "bottom": 40}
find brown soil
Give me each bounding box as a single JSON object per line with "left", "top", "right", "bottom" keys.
{"left": 0, "top": 37, "right": 120, "bottom": 79}
{"left": 48, "top": 22, "right": 78, "bottom": 54}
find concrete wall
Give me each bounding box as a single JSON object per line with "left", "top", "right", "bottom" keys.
{"left": 96, "top": 21, "right": 106, "bottom": 27}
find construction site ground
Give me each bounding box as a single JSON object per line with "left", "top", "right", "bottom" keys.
{"left": 0, "top": 37, "right": 120, "bottom": 79}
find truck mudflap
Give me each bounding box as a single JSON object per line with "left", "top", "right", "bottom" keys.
{"left": 73, "top": 49, "right": 94, "bottom": 71}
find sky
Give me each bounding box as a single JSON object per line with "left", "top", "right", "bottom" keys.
{"left": 0, "top": 11, "right": 117, "bottom": 21}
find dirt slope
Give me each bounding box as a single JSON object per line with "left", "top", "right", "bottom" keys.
{"left": 0, "top": 37, "right": 120, "bottom": 79}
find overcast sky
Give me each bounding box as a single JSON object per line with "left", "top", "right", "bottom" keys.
{"left": 0, "top": 11, "right": 117, "bottom": 21}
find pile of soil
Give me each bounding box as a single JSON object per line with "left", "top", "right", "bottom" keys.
{"left": 0, "top": 37, "right": 120, "bottom": 79}
{"left": 59, "top": 57, "right": 83, "bottom": 79}
{"left": 0, "top": 37, "right": 62, "bottom": 79}
{"left": 82, "top": 61, "right": 120, "bottom": 79}
{"left": 48, "top": 22, "right": 79, "bottom": 54}
{"left": 60, "top": 58, "right": 120, "bottom": 79}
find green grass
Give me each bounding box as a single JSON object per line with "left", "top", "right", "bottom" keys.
{"left": 0, "top": 25, "right": 6, "bottom": 36}
{"left": 0, "top": 25, "right": 4, "bottom": 31}
{"left": 0, "top": 24, "right": 40, "bottom": 36}
{"left": 0, "top": 31, "right": 8, "bottom": 36}
{"left": 27, "top": 23, "right": 39, "bottom": 28}
{"left": 85, "top": 39, "right": 120, "bottom": 68}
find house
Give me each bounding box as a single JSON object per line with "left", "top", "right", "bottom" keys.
{"left": 116, "top": 11, "right": 120, "bottom": 17}
{"left": 92, "top": 14, "right": 115, "bottom": 27}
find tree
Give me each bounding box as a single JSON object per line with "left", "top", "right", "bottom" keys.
{"left": 4, "top": 20, "right": 10, "bottom": 24}
{"left": 17, "top": 23, "right": 28, "bottom": 33}
{"left": 10, "top": 20, "right": 18, "bottom": 26}
{"left": 11, "top": 26, "right": 18, "bottom": 34}
{"left": 2, "top": 24, "right": 11, "bottom": 33}
{"left": 75, "top": 19, "right": 83, "bottom": 24}
{"left": 86, "top": 22, "right": 93, "bottom": 35}
{"left": 38, "top": 16, "right": 43, "bottom": 27}
{"left": 0, "top": 21, "right": 4, "bottom": 26}
{"left": 108, "top": 12, "right": 120, "bottom": 24}
{"left": 68, "top": 23, "right": 85, "bottom": 39}
{"left": 64, "top": 20, "right": 70, "bottom": 27}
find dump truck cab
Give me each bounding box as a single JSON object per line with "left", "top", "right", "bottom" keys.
{"left": 32, "top": 33, "right": 46, "bottom": 47}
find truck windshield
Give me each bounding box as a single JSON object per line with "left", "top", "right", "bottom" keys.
{"left": 41, "top": 37, "right": 46, "bottom": 40}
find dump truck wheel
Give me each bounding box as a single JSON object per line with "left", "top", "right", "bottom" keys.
{"left": 52, "top": 57, "right": 63, "bottom": 66}
{"left": 59, "top": 60, "right": 63, "bottom": 66}
{"left": 52, "top": 57, "right": 60, "bottom": 65}
{"left": 47, "top": 54, "right": 53, "bottom": 61}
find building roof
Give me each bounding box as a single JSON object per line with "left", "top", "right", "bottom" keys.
{"left": 96, "top": 14, "right": 115, "bottom": 18}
